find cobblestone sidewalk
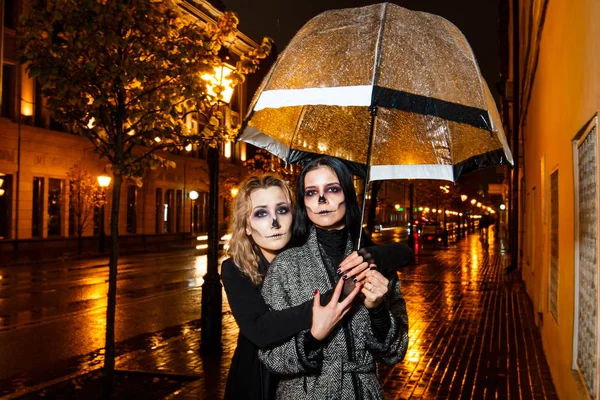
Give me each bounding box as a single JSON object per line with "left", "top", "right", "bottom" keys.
{"left": 116, "top": 232, "right": 558, "bottom": 399}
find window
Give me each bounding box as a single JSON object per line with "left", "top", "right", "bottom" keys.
{"left": 0, "top": 174, "right": 12, "bottom": 239}
{"left": 573, "top": 120, "right": 598, "bottom": 398}
{"left": 48, "top": 178, "right": 63, "bottom": 236}
{"left": 155, "top": 188, "right": 162, "bottom": 234}
{"left": 176, "top": 190, "right": 182, "bottom": 233}
{"left": 4, "top": 0, "right": 18, "bottom": 30}
{"left": 32, "top": 177, "right": 44, "bottom": 237}
{"left": 68, "top": 195, "right": 75, "bottom": 237}
{"left": 198, "top": 192, "right": 208, "bottom": 232}
{"left": 164, "top": 189, "right": 174, "bottom": 233}
{"left": 191, "top": 192, "right": 208, "bottom": 234}
{"left": 126, "top": 186, "right": 137, "bottom": 234}
{"left": 1, "top": 64, "right": 15, "bottom": 119}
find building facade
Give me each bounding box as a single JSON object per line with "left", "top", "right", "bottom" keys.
{"left": 502, "top": 0, "right": 600, "bottom": 398}
{"left": 0, "top": 0, "right": 268, "bottom": 258}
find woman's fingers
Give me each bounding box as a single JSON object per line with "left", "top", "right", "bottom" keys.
{"left": 338, "top": 252, "right": 363, "bottom": 274}
{"left": 343, "top": 261, "right": 369, "bottom": 280}
{"left": 313, "top": 289, "right": 321, "bottom": 308}
{"left": 353, "top": 264, "right": 377, "bottom": 283}
{"left": 369, "top": 270, "right": 389, "bottom": 288}
{"left": 339, "top": 283, "right": 362, "bottom": 309}
{"left": 330, "top": 277, "right": 345, "bottom": 305}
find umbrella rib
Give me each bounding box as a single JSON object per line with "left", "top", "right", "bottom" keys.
{"left": 286, "top": 106, "right": 308, "bottom": 164}
{"left": 370, "top": 2, "right": 390, "bottom": 92}
{"left": 358, "top": 3, "right": 389, "bottom": 249}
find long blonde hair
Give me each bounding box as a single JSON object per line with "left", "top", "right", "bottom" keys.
{"left": 227, "top": 174, "right": 294, "bottom": 286}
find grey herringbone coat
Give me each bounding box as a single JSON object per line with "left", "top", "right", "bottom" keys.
{"left": 259, "top": 227, "right": 409, "bottom": 399}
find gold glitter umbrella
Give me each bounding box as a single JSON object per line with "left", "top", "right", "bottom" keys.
{"left": 238, "top": 2, "right": 513, "bottom": 244}
{"left": 239, "top": 2, "right": 512, "bottom": 179}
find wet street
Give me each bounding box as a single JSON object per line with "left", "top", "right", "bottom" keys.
{"left": 0, "top": 249, "right": 212, "bottom": 396}
{"left": 1, "top": 229, "right": 558, "bottom": 399}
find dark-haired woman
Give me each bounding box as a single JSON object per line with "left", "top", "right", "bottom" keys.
{"left": 221, "top": 174, "right": 397, "bottom": 400}
{"left": 259, "top": 157, "right": 410, "bottom": 399}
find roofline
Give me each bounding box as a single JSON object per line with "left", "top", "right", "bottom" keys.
{"left": 178, "top": 0, "right": 261, "bottom": 56}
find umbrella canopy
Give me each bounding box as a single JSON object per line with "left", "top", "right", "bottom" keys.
{"left": 238, "top": 2, "right": 513, "bottom": 182}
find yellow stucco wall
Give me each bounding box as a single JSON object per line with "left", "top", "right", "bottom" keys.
{"left": 521, "top": 0, "right": 600, "bottom": 398}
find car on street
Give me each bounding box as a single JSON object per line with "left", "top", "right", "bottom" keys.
{"left": 421, "top": 221, "right": 447, "bottom": 248}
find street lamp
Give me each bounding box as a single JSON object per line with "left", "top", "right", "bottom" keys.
{"left": 202, "top": 64, "right": 236, "bottom": 104}
{"left": 469, "top": 199, "right": 477, "bottom": 232}
{"left": 200, "top": 61, "right": 238, "bottom": 354}
{"left": 97, "top": 172, "right": 111, "bottom": 253}
{"left": 189, "top": 190, "right": 199, "bottom": 234}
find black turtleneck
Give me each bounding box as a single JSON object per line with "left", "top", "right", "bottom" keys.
{"left": 316, "top": 227, "right": 348, "bottom": 269}
{"left": 313, "top": 226, "right": 391, "bottom": 343}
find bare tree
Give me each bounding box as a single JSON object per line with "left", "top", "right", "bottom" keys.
{"left": 67, "top": 161, "right": 105, "bottom": 254}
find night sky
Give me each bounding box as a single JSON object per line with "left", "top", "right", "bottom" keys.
{"left": 222, "top": 0, "right": 500, "bottom": 97}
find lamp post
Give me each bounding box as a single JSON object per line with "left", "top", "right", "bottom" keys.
{"left": 97, "top": 172, "right": 111, "bottom": 253}
{"left": 407, "top": 182, "right": 415, "bottom": 252}
{"left": 201, "top": 62, "right": 236, "bottom": 354}
{"left": 459, "top": 194, "right": 467, "bottom": 237}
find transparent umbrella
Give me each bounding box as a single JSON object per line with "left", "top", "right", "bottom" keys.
{"left": 238, "top": 2, "right": 513, "bottom": 244}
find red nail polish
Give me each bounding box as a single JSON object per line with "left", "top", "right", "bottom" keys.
{"left": 314, "top": 289, "right": 318, "bottom": 295}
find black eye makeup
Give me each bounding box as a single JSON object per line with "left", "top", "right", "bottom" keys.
{"left": 327, "top": 184, "right": 342, "bottom": 193}
{"left": 253, "top": 209, "right": 268, "bottom": 218}
{"left": 304, "top": 189, "right": 318, "bottom": 197}
{"left": 276, "top": 206, "right": 290, "bottom": 214}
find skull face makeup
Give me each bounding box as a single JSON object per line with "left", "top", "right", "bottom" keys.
{"left": 303, "top": 166, "right": 346, "bottom": 230}
{"left": 246, "top": 186, "right": 293, "bottom": 262}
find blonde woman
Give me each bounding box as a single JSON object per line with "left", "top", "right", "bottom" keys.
{"left": 222, "top": 174, "right": 370, "bottom": 400}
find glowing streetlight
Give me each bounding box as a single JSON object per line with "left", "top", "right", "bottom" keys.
{"left": 500, "top": 204, "right": 506, "bottom": 210}
{"left": 97, "top": 171, "right": 111, "bottom": 254}
{"left": 461, "top": 194, "right": 468, "bottom": 202}
{"left": 201, "top": 64, "right": 236, "bottom": 104}
{"left": 470, "top": 199, "right": 477, "bottom": 205}
{"left": 97, "top": 172, "right": 111, "bottom": 188}
{"left": 477, "top": 202, "right": 482, "bottom": 208}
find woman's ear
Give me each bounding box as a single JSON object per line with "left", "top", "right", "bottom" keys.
{"left": 245, "top": 224, "right": 252, "bottom": 236}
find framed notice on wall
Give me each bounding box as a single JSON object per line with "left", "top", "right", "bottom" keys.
{"left": 572, "top": 114, "right": 599, "bottom": 400}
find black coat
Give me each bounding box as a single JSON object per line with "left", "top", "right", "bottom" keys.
{"left": 221, "top": 242, "right": 412, "bottom": 399}
{"left": 222, "top": 257, "right": 313, "bottom": 400}
{"left": 259, "top": 228, "right": 410, "bottom": 399}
